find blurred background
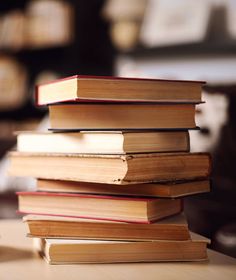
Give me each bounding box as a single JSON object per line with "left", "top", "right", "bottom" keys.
{"left": 0, "top": 0, "right": 236, "bottom": 258}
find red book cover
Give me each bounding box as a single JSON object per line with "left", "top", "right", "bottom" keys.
{"left": 37, "top": 74, "right": 206, "bottom": 87}
{"left": 16, "top": 192, "right": 183, "bottom": 224}
{"left": 35, "top": 74, "right": 206, "bottom": 106}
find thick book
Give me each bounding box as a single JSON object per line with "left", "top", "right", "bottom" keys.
{"left": 9, "top": 152, "right": 211, "bottom": 185}
{"left": 17, "top": 192, "right": 182, "bottom": 223}
{"left": 48, "top": 103, "right": 197, "bottom": 130}
{"left": 36, "top": 75, "right": 204, "bottom": 105}
{"left": 38, "top": 232, "right": 209, "bottom": 264}
{"left": 36, "top": 179, "right": 210, "bottom": 198}
{"left": 16, "top": 130, "right": 190, "bottom": 154}
{"left": 23, "top": 213, "right": 190, "bottom": 241}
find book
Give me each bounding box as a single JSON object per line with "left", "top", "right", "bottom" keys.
{"left": 23, "top": 212, "right": 190, "bottom": 241}
{"left": 36, "top": 75, "right": 204, "bottom": 105}
{"left": 48, "top": 103, "right": 197, "bottom": 130}
{"left": 38, "top": 232, "right": 209, "bottom": 264}
{"left": 16, "top": 130, "right": 190, "bottom": 154}
{"left": 17, "top": 192, "right": 182, "bottom": 223}
{"left": 9, "top": 152, "right": 211, "bottom": 185}
{"left": 36, "top": 179, "right": 210, "bottom": 198}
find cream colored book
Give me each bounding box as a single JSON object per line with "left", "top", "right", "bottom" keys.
{"left": 16, "top": 130, "right": 190, "bottom": 154}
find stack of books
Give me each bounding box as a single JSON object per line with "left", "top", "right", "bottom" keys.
{"left": 9, "top": 75, "right": 211, "bottom": 264}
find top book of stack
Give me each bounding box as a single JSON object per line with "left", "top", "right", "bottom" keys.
{"left": 36, "top": 75, "right": 205, "bottom": 105}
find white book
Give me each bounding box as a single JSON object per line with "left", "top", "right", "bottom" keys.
{"left": 16, "top": 130, "right": 190, "bottom": 154}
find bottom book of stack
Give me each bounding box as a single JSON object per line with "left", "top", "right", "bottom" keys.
{"left": 24, "top": 214, "right": 209, "bottom": 264}
{"left": 33, "top": 232, "right": 209, "bottom": 264}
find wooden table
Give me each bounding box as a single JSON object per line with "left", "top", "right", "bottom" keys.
{"left": 0, "top": 220, "right": 236, "bottom": 280}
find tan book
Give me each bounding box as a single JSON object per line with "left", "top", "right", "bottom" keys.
{"left": 9, "top": 152, "right": 211, "bottom": 185}
{"left": 37, "top": 179, "right": 210, "bottom": 198}
{"left": 38, "top": 232, "right": 209, "bottom": 264}
{"left": 16, "top": 130, "right": 190, "bottom": 154}
{"left": 48, "top": 103, "right": 197, "bottom": 130}
{"left": 17, "top": 191, "right": 182, "bottom": 223}
{"left": 24, "top": 213, "right": 190, "bottom": 241}
{"left": 36, "top": 75, "right": 204, "bottom": 105}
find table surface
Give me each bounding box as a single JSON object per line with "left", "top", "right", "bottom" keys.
{"left": 0, "top": 219, "right": 236, "bottom": 280}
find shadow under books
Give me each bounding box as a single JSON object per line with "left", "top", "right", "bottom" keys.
{"left": 0, "top": 246, "right": 34, "bottom": 263}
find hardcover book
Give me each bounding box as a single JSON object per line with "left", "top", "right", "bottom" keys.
{"left": 9, "top": 152, "right": 211, "bottom": 184}
{"left": 36, "top": 75, "right": 204, "bottom": 105}
{"left": 38, "top": 232, "right": 209, "bottom": 264}
{"left": 24, "top": 212, "right": 190, "bottom": 241}
{"left": 16, "top": 130, "right": 190, "bottom": 154}
{"left": 36, "top": 179, "right": 210, "bottom": 198}
{"left": 17, "top": 191, "right": 182, "bottom": 223}
{"left": 48, "top": 103, "right": 197, "bottom": 130}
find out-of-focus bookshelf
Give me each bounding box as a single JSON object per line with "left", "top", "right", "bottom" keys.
{"left": 0, "top": 0, "right": 114, "bottom": 157}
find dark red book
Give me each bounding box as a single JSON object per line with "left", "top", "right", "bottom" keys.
{"left": 36, "top": 75, "right": 205, "bottom": 105}
{"left": 17, "top": 191, "right": 182, "bottom": 224}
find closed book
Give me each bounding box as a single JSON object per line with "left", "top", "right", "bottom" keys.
{"left": 36, "top": 75, "right": 204, "bottom": 105}
{"left": 36, "top": 179, "right": 210, "bottom": 198}
{"left": 9, "top": 152, "right": 211, "bottom": 185}
{"left": 16, "top": 130, "right": 190, "bottom": 154}
{"left": 38, "top": 232, "right": 209, "bottom": 264}
{"left": 24, "top": 212, "right": 190, "bottom": 241}
{"left": 48, "top": 103, "right": 197, "bottom": 130}
{"left": 17, "top": 192, "right": 182, "bottom": 223}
